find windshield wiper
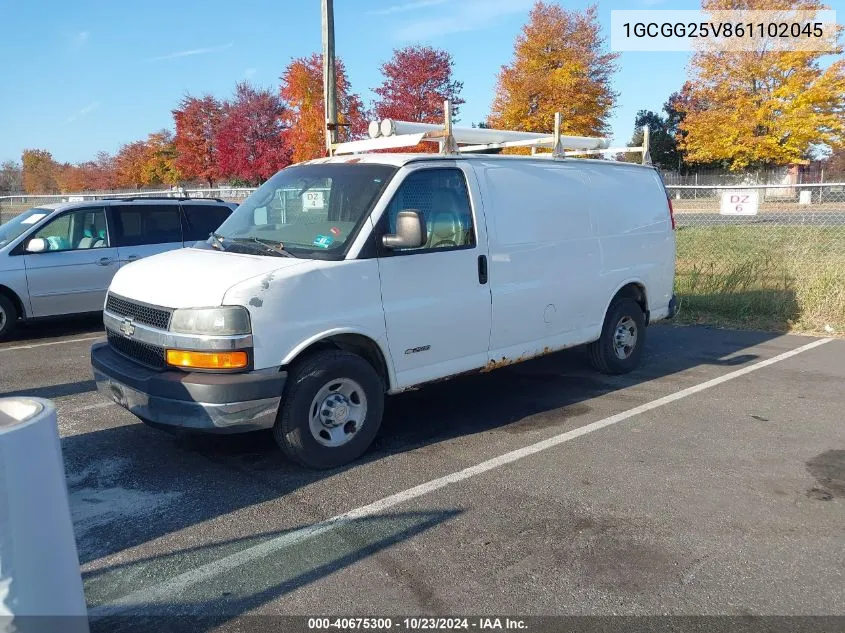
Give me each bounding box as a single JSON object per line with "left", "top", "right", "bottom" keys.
{"left": 252, "top": 237, "right": 297, "bottom": 258}
{"left": 229, "top": 237, "right": 296, "bottom": 258}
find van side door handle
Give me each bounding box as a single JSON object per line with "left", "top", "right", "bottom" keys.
{"left": 126, "top": 254, "right": 139, "bottom": 262}
{"left": 97, "top": 257, "right": 114, "bottom": 266}
{"left": 477, "top": 254, "right": 488, "bottom": 285}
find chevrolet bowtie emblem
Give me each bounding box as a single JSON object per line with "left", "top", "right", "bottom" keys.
{"left": 119, "top": 317, "right": 135, "bottom": 337}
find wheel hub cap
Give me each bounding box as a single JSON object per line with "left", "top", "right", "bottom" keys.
{"left": 613, "top": 316, "right": 638, "bottom": 360}
{"left": 320, "top": 394, "right": 350, "bottom": 428}
{"left": 309, "top": 378, "right": 368, "bottom": 448}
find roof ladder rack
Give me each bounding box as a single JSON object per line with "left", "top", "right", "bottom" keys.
{"left": 330, "top": 100, "right": 652, "bottom": 165}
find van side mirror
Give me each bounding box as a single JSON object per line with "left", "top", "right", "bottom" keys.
{"left": 25, "top": 238, "right": 47, "bottom": 253}
{"left": 382, "top": 210, "right": 426, "bottom": 249}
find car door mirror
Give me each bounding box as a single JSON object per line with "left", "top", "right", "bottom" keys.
{"left": 25, "top": 238, "right": 47, "bottom": 253}
{"left": 382, "top": 210, "right": 426, "bottom": 249}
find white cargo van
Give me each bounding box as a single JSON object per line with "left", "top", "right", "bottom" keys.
{"left": 91, "top": 120, "right": 677, "bottom": 469}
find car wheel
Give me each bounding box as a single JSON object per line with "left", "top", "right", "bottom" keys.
{"left": 0, "top": 293, "right": 18, "bottom": 341}
{"left": 273, "top": 349, "right": 385, "bottom": 469}
{"left": 588, "top": 297, "right": 646, "bottom": 375}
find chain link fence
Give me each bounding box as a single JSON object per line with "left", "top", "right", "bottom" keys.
{"left": 2, "top": 182, "right": 844, "bottom": 334}
{"left": 668, "top": 183, "right": 845, "bottom": 333}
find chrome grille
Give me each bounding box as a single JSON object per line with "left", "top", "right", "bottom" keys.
{"left": 106, "top": 293, "right": 172, "bottom": 330}
{"left": 107, "top": 330, "right": 166, "bottom": 369}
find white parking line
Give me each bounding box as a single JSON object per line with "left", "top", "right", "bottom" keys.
{"left": 89, "top": 336, "right": 832, "bottom": 616}
{"left": 0, "top": 334, "right": 103, "bottom": 352}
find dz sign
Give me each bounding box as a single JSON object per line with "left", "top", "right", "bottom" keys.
{"left": 720, "top": 190, "right": 759, "bottom": 216}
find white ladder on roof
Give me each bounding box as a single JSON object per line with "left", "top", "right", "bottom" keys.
{"left": 329, "top": 100, "right": 651, "bottom": 165}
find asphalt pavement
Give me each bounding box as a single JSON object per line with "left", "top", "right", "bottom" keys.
{"left": 1, "top": 317, "right": 843, "bottom": 633}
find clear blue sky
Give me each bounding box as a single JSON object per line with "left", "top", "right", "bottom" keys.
{"left": 0, "top": 0, "right": 841, "bottom": 165}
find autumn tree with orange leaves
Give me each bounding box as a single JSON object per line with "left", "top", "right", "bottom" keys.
{"left": 280, "top": 54, "right": 367, "bottom": 164}
{"left": 115, "top": 141, "right": 149, "bottom": 189}
{"left": 141, "top": 130, "right": 180, "bottom": 186}
{"left": 677, "top": 0, "right": 845, "bottom": 170}
{"left": 56, "top": 163, "right": 88, "bottom": 193}
{"left": 489, "top": 1, "right": 618, "bottom": 138}
{"left": 173, "top": 95, "right": 224, "bottom": 187}
{"left": 89, "top": 152, "right": 118, "bottom": 190}
{"left": 22, "top": 149, "right": 59, "bottom": 194}
{"left": 44, "top": 152, "right": 117, "bottom": 193}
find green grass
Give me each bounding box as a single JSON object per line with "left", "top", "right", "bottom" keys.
{"left": 675, "top": 225, "right": 845, "bottom": 334}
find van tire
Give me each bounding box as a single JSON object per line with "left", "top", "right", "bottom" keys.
{"left": 0, "top": 293, "right": 18, "bottom": 341}
{"left": 273, "top": 350, "right": 385, "bottom": 469}
{"left": 588, "top": 297, "right": 646, "bottom": 375}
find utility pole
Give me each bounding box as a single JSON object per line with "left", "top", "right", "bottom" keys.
{"left": 321, "top": 0, "right": 338, "bottom": 154}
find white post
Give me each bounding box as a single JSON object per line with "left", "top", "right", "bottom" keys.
{"left": 0, "top": 398, "right": 89, "bottom": 632}
{"left": 441, "top": 99, "right": 457, "bottom": 154}
{"left": 552, "top": 112, "right": 564, "bottom": 159}
{"left": 642, "top": 125, "right": 652, "bottom": 166}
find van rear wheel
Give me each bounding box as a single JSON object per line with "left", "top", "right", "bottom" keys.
{"left": 0, "top": 294, "right": 18, "bottom": 341}
{"left": 588, "top": 297, "right": 646, "bottom": 375}
{"left": 273, "top": 349, "right": 385, "bottom": 469}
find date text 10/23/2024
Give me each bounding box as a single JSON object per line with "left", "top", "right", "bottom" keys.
{"left": 307, "top": 618, "right": 528, "bottom": 631}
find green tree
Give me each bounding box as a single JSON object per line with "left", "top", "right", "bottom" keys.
{"left": 623, "top": 102, "right": 683, "bottom": 170}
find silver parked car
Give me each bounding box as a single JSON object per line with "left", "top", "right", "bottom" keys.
{"left": 0, "top": 197, "right": 235, "bottom": 340}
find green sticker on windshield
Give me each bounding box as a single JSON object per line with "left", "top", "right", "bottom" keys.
{"left": 313, "top": 234, "right": 334, "bottom": 248}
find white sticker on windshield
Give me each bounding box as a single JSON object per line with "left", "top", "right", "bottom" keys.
{"left": 21, "top": 213, "right": 47, "bottom": 225}
{"left": 303, "top": 191, "right": 324, "bottom": 210}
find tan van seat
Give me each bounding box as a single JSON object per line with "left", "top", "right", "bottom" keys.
{"left": 426, "top": 189, "right": 466, "bottom": 248}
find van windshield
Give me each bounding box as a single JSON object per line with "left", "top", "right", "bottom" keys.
{"left": 0, "top": 208, "right": 52, "bottom": 248}
{"left": 212, "top": 163, "right": 397, "bottom": 259}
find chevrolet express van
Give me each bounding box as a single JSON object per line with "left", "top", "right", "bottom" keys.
{"left": 91, "top": 153, "right": 677, "bottom": 469}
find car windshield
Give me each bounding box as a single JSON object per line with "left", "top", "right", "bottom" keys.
{"left": 0, "top": 208, "right": 52, "bottom": 248}
{"left": 212, "top": 163, "right": 397, "bottom": 259}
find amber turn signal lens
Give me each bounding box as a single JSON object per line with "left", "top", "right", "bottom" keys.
{"left": 165, "top": 349, "right": 248, "bottom": 370}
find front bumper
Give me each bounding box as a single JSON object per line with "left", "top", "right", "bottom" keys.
{"left": 91, "top": 342, "right": 286, "bottom": 433}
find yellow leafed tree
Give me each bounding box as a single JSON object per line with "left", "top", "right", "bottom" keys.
{"left": 142, "top": 130, "right": 181, "bottom": 187}
{"left": 678, "top": 0, "right": 845, "bottom": 170}
{"left": 489, "top": 1, "right": 619, "bottom": 139}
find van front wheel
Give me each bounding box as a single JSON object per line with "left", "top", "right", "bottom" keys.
{"left": 273, "top": 350, "right": 385, "bottom": 469}
{"left": 588, "top": 297, "right": 646, "bottom": 375}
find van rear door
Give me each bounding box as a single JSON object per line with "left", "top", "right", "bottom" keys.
{"left": 375, "top": 164, "right": 492, "bottom": 389}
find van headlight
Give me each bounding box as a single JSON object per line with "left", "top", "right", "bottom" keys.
{"left": 169, "top": 306, "right": 251, "bottom": 336}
